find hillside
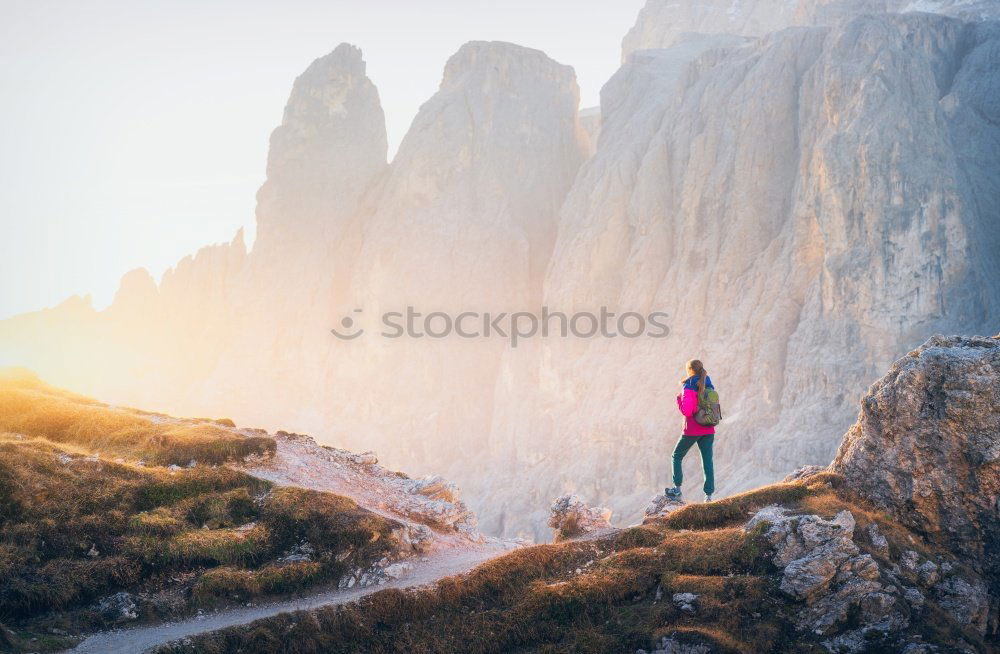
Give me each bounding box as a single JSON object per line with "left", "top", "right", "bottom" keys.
{"left": 0, "top": 371, "right": 491, "bottom": 653}
{"left": 150, "top": 334, "right": 999, "bottom": 653}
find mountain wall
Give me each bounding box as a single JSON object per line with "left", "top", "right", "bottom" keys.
{"left": 485, "top": 11, "right": 1000, "bottom": 537}
{"left": 1, "top": 4, "right": 998, "bottom": 541}
{"left": 622, "top": 0, "right": 1000, "bottom": 58}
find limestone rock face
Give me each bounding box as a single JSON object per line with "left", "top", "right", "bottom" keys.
{"left": 304, "top": 41, "right": 587, "bottom": 499}
{"left": 252, "top": 42, "right": 387, "bottom": 261}
{"left": 832, "top": 334, "right": 1000, "bottom": 586}
{"left": 488, "top": 12, "right": 1000, "bottom": 538}
{"left": 621, "top": 0, "right": 1000, "bottom": 59}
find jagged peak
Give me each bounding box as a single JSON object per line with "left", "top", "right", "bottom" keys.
{"left": 229, "top": 227, "right": 246, "bottom": 255}
{"left": 291, "top": 42, "right": 368, "bottom": 93}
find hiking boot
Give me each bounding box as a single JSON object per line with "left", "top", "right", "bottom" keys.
{"left": 704, "top": 494, "right": 713, "bottom": 503}
{"left": 665, "top": 487, "right": 682, "bottom": 501}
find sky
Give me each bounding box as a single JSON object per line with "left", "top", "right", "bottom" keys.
{"left": 0, "top": 0, "right": 644, "bottom": 320}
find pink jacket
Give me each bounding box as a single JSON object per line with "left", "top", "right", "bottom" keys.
{"left": 677, "top": 388, "right": 715, "bottom": 436}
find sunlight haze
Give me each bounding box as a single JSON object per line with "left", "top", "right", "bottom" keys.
{"left": 0, "top": 0, "right": 642, "bottom": 319}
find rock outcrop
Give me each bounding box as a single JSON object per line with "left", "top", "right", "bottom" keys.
{"left": 548, "top": 494, "right": 612, "bottom": 542}
{"left": 745, "top": 500, "right": 993, "bottom": 647}
{"left": 833, "top": 334, "right": 1000, "bottom": 598}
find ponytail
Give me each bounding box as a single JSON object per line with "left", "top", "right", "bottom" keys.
{"left": 686, "top": 359, "right": 707, "bottom": 394}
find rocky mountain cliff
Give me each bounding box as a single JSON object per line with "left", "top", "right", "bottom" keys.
{"left": 1, "top": 2, "right": 999, "bottom": 541}
{"left": 485, "top": 9, "right": 1000, "bottom": 537}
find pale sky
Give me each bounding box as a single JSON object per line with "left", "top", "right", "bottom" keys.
{"left": 0, "top": 0, "right": 644, "bottom": 320}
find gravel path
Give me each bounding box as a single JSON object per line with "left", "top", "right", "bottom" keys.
{"left": 67, "top": 543, "right": 508, "bottom": 654}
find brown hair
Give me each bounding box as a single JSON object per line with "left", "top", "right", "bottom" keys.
{"left": 686, "top": 359, "right": 707, "bottom": 394}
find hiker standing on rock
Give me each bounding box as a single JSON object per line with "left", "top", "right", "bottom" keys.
{"left": 665, "top": 359, "right": 722, "bottom": 503}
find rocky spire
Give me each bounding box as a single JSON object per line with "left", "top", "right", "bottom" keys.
{"left": 252, "top": 43, "right": 388, "bottom": 261}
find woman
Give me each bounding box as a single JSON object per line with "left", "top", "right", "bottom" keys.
{"left": 665, "top": 359, "right": 715, "bottom": 502}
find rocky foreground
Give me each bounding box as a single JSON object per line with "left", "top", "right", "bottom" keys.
{"left": 152, "top": 333, "right": 999, "bottom": 653}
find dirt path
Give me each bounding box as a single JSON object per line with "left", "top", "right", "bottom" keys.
{"left": 65, "top": 431, "right": 518, "bottom": 654}
{"left": 67, "top": 542, "right": 508, "bottom": 654}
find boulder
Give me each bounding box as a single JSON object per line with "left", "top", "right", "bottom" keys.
{"left": 832, "top": 335, "right": 1000, "bottom": 589}
{"left": 548, "top": 494, "right": 612, "bottom": 542}
{"left": 672, "top": 592, "right": 698, "bottom": 614}
{"left": 95, "top": 592, "right": 138, "bottom": 623}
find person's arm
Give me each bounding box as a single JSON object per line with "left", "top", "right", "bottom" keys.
{"left": 679, "top": 388, "right": 699, "bottom": 417}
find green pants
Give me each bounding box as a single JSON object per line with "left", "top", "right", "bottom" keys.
{"left": 672, "top": 434, "right": 715, "bottom": 495}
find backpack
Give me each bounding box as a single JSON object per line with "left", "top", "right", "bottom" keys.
{"left": 694, "top": 387, "right": 722, "bottom": 427}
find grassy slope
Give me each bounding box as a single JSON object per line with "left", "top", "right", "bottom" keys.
{"left": 0, "top": 371, "right": 401, "bottom": 652}
{"left": 155, "top": 475, "right": 988, "bottom": 654}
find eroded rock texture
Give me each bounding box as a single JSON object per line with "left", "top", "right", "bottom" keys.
{"left": 833, "top": 334, "right": 1000, "bottom": 591}
{"left": 487, "top": 12, "right": 1000, "bottom": 538}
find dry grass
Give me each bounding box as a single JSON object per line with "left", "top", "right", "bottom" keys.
{"left": 153, "top": 522, "right": 782, "bottom": 654}
{"left": 155, "top": 475, "right": 995, "bottom": 654}
{"left": 192, "top": 562, "right": 325, "bottom": 606}
{"left": 0, "top": 370, "right": 274, "bottom": 465}
{"left": 0, "top": 373, "right": 403, "bottom": 650}
{"left": 656, "top": 481, "right": 811, "bottom": 531}
{"left": 0, "top": 438, "right": 400, "bottom": 653}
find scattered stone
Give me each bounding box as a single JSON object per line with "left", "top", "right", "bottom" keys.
{"left": 672, "top": 592, "right": 698, "bottom": 614}
{"left": 745, "top": 506, "right": 909, "bottom": 636}
{"left": 916, "top": 560, "right": 940, "bottom": 587}
{"left": 278, "top": 541, "right": 314, "bottom": 563}
{"left": 636, "top": 636, "right": 711, "bottom": 654}
{"left": 900, "top": 550, "right": 920, "bottom": 574}
{"left": 96, "top": 592, "right": 138, "bottom": 623}
{"left": 384, "top": 561, "right": 414, "bottom": 579}
{"left": 245, "top": 430, "right": 482, "bottom": 541}
{"left": 901, "top": 644, "right": 940, "bottom": 654}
